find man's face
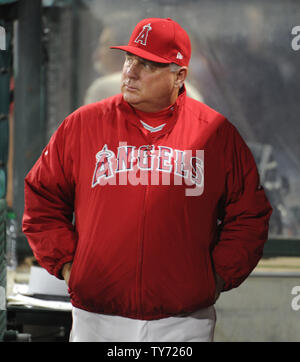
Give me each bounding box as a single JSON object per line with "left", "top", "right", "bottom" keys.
{"left": 121, "top": 53, "right": 180, "bottom": 112}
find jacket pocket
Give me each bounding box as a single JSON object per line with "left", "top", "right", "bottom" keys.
{"left": 67, "top": 253, "right": 78, "bottom": 293}
{"left": 206, "top": 253, "right": 217, "bottom": 305}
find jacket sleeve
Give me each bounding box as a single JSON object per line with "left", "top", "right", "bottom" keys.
{"left": 22, "top": 117, "right": 77, "bottom": 279}
{"left": 212, "top": 121, "right": 273, "bottom": 291}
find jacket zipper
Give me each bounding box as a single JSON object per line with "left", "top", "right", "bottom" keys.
{"left": 136, "top": 144, "right": 152, "bottom": 319}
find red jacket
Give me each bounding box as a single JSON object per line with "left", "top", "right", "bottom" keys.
{"left": 22, "top": 89, "right": 272, "bottom": 320}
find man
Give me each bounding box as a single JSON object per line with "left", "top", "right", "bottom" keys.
{"left": 83, "top": 21, "right": 204, "bottom": 104}
{"left": 22, "top": 18, "right": 272, "bottom": 342}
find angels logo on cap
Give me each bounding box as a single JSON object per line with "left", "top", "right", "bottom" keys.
{"left": 110, "top": 18, "right": 191, "bottom": 67}
{"left": 134, "top": 23, "right": 152, "bottom": 46}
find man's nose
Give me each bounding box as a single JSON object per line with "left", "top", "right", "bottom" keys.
{"left": 126, "top": 60, "right": 140, "bottom": 78}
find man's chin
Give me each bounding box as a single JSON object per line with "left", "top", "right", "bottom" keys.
{"left": 122, "top": 92, "right": 140, "bottom": 107}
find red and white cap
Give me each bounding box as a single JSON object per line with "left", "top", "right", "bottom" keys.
{"left": 110, "top": 18, "right": 191, "bottom": 67}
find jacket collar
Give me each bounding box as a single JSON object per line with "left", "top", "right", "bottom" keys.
{"left": 118, "top": 85, "right": 186, "bottom": 142}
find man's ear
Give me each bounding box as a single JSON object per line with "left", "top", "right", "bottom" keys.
{"left": 174, "top": 66, "right": 188, "bottom": 88}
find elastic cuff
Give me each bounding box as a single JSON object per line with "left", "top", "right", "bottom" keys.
{"left": 53, "top": 255, "right": 74, "bottom": 279}
{"left": 213, "top": 266, "right": 232, "bottom": 291}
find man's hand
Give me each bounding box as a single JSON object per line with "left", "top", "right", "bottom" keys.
{"left": 61, "top": 262, "right": 72, "bottom": 286}
{"left": 214, "top": 273, "right": 225, "bottom": 302}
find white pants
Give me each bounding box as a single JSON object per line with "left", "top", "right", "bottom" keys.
{"left": 69, "top": 306, "right": 216, "bottom": 342}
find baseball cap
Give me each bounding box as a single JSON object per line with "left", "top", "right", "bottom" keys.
{"left": 110, "top": 18, "right": 191, "bottom": 67}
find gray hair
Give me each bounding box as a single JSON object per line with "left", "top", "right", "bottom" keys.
{"left": 169, "top": 63, "right": 182, "bottom": 73}
{"left": 169, "top": 63, "right": 185, "bottom": 88}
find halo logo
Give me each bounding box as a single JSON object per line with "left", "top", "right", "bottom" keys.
{"left": 134, "top": 23, "right": 152, "bottom": 46}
